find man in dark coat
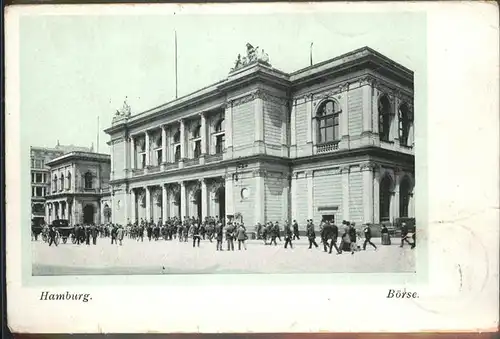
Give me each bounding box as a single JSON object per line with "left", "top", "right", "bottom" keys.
{"left": 321, "top": 221, "right": 340, "bottom": 254}
{"left": 85, "top": 225, "right": 91, "bottom": 245}
{"left": 226, "top": 222, "right": 235, "bottom": 251}
{"left": 192, "top": 223, "right": 201, "bottom": 248}
{"left": 91, "top": 224, "right": 98, "bottom": 245}
{"left": 48, "top": 226, "right": 58, "bottom": 247}
{"left": 363, "top": 224, "right": 377, "bottom": 250}
{"left": 292, "top": 220, "right": 300, "bottom": 240}
{"left": 215, "top": 222, "right": 224, "bottom": 251}
{"left": 306, "top": 220, "right": 319, "bottom": 249}
{"left": 400, "top": 222, "right": 412, "bottom": 248}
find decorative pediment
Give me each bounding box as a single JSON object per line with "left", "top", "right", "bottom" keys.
{"left": 229, "top": 43, "right": 271, "bottom": 73}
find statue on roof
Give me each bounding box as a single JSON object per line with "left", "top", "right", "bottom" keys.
{"left": 113, "top": 96, "right": 132, "bottom": 122}
{"left": 230, "top": 43, "right": 271, "bottom": 73}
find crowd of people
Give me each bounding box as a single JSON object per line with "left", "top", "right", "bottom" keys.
{"left": 36, "top": 215, "right": 416, "bottom": 252}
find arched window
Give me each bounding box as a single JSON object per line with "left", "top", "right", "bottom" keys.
{"left": 214, "top": 118, "right": 225, "bottom": 154}
{"left": 379, "top": 174, "right": 393, "bottom": 222}
{"left": 84, "top": 172, "right": 93, "bottom": 189}
{"left": 53, "top": 175, "right": 58, "bottom": 192}
{"left": 378, "top": 95, "right": 392, "bottom": 142}
{"left": 316, "top": 100, "right": 341, "bottom": 144}
{"left": 60, "top": 174, "right": 64, "bottom": 191}
{"left": 67, "top": 172, "right": 72, "bottom": 190}
{"left": 399, "top": 176, "right": 412, "bottom": 218}
{"left": 398, "top": 103, "right": 412, "bottom": 146}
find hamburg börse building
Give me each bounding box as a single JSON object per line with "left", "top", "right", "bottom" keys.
{"left": 105, "top": 46, "right": 415, "bottom": 230}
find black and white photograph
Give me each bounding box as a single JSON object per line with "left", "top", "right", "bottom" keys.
{"left": 26, "top": 10, "right": 418, "bottom": 275}
{"left": 5, "top": 2, "right": 498, "bottom": 334}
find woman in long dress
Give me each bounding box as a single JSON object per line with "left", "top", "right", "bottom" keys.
{"left": 381, "top": 225, "right": 391, "bottom": 245}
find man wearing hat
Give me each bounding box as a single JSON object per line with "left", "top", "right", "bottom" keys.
{"left": 400, "top": 222, "right": 412, "bottom": 248}
{"left": 362, "top": 224, "right": 377, "bottom": 251}
{"left": 292, "top": 220, "right": 300, "bottom": 240}
{"left": 306, "top": 219, "right": 319, "bottom": 249}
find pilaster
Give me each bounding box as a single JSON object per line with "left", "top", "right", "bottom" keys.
{"left": 200, "top": 112, "right": 207, "bottom": 165}
{"left": 291, "top": 172, "right": 298, "bottom": 222}
{"left": 361, "top": 162, "right": 374, "bottom": 224}
{"left": 341, "top": 165, "right": 350, "bottom": 222}
{"left": 130, "top": 136, "right": 136, "bottom": 170}
{"left": 253, "top": 169, "right": 266, "bottom": 225}
{"left": 339, "top": 84, "right": 350, "bottom": 150}
{"left": 162, "top": 184, "right": 168, "bottom": 222}
{"left": 161, "top": 126, "right": 167, "bottom": 170}
{"left": 145, "top": 186, "right": 151, "bottom": 221}
{"left": 201, "top": 178, "right": 208, "bottom": 220}
{"left": 306, "top": 170, "right": 314, "bottom": 220}
{"left": 225, "top": 174, "right": 235, "bottom": 218}
{"left": 373, "top": 167, "right": 381, "bottom": 224}
{"left": 180, "top": 181, "right": 187, "bottom": 219}
{"left": 145, "top": 131, "right": 150, "bottom": 168}
{"left": 179, "top": 119, "right": 186, "bottom": 168}
{"left": 290, "top": 101, "right": 297, "bottom": 158}
{"left": 253, "top": 91, "right": 265, "bottom": 153}
{"left": 130, "top": 189, "right": 137, "bottom": 223}
{"left": 225, "top": 102, "right": 234, "bottom": 158}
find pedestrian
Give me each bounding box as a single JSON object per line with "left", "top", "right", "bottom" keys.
{"left": 322, "top": 221, "right": 340, "bottom": 254}
{"left": 91, "top": 224, "right": 98, "bottom": 245}
{"left": 400, "top": 222, "right": 412, "bottom": 248}
{"left": 362, "top": 224, "right": 377, "bottom": 250}
{"left": 192, "top": 223, "right": 201, "bottom": 248}
{"left": 339, "top": 227, "right": 354, "bottom": 254}
{"left": 48, "top": 226, "right": 58, "bottom": 247}
{"left": 274, "top": 221, "right": 282, "bottom": 242}
{"left": 117, "top": 225, "right": 124, "bottom": 246}
{"left": 226, "top": 222, "right": 235, "bottom": 251}
{"left": 215, "top": 222, "right": 224, "bottom": 251}
{"left": 292, "top": 220, "right": 300, "bottom": 240}
{"left": 111, "top": 225, "right": 118, "bottom": 245}
{"left": 85, "top": 225, "right": 91, "bottom": 245}
{"left": 284, "top": 222, "right": 293, "bottom": 249}
{"left": 381, "top": 224, "right": 391, "bottom": 245}
{"left": 306, "top": 220, "right": 319, "bottom": 249}
{"left": 236, "top": 223, "right": 247, "bottom": 250}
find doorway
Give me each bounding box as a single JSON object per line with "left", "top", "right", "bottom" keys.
{"left": 83, "top": 204, "right": 95, "bottom": 224}
{"left": 217, "top": 187, "right": 225, "bottom": 219}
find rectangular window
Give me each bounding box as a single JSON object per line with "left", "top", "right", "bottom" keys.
{"left": 32, "top": 187, "right": 35, "bottom": 197}
{"left": 174, "top": 145, "right": 181, "bottom": 162}
{"left": 36, "top": 173, "right": 42, "bottom": 183}
{"left": 31, "top": 173, "right": 35, "bottom": 183}
{"left": 322, "top": 214, "right": 335, "bottom": 223}
{"left": 157, "top": 150, "right": 163, "bottom": 165}
{"left": 215, "top": 135, "right": 225, "bottom": 154}
{"left": 43, "top": 187, "right": 47, "bottom": 196}
{"left": 31, "top": 159, "right": 35, "bottom": 168}
{"left": 43, "top": 173, "right": 47, "bottom": 183}
{"left": 194, "top": 141, "right": 201, "bottom": 158}
{"left": 36, "top": 187, "right": 43, "bottom": 197}
{"left": 141, "top": 154, "right": 146, "bottom": 168}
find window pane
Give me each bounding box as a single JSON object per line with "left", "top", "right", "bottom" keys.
{"left": 334, "top": 125, "right": 340, "bottom": 140}
{"left": 319, "top": 119, "right": 325, "bottom": 128}
{"left": 326, "top": 127, "right": 334, "bottom": 142}
{"left": 334, "top": 115, "right": 339, "bottom": 125}
{"left": 326, "top": 117, "right": 333, "bottom": 127}
{"left": 325, "top": 101, "right": 334, "bottom": 114}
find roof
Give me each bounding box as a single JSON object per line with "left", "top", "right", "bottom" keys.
{"left": 46, "top": 151, "right": 111, "bottom": 167}
{"left": 105, "top": 46, "right": 413, "bottom": 134}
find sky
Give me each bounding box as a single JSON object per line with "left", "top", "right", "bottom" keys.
{"left": 19, "top": 10, "right": 425, "bottom": 154}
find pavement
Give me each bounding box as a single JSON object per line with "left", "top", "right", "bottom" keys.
{"left": 32, "top": 237, "right": 416, "bottom": 275}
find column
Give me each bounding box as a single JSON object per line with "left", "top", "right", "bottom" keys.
{"left": 306, "top": 95, "right": 313, "bottom": 143}
{"left": 372, "top": 87, "right": 379, "bottom": 135}
{"left": 130, "top": 189, "right": 137, "bottom": 223}
{"left": 281, "top": 105, "right": 288, "bottom": 157}
{"left": 391, "top": 169, "right": 401, "bottom": 222}
{"left": 341, "top": 165, "right": 350, "bottom": 222}
{"left": 200, "top": 113, "right": 207, "bottom": 154}
{"left": 362, "top": 82, "right": 373, "bottom": 133}
{"left": 71, "top": 202, "right": 76, "bottom": 226}
{"left": 162, "top": 184, "right": 168, "bottom": 222}
{"left": 145, "top": 186, "right": 151, "bottom": 221}
{"left": 306, "top": 170, "right": 314, "bottom": 221}
{"left": 145, "top": 131, "right": 150, "bottom": 167}
{"left": 253, "top": 170, "right": 265, "bottom": 225}
{"left": 373, "top": 169, "right": 380, "bottom": 223}
{"left": 130, "top": 136, "right": 136, "bottom": 170}
{"left": 225, "top": 102, "right": 233, "bottom": 157}
{"left": 281, "top": 175, "right": 289, "bottom": 222}
{"left": 362, "top": 162, "right": 374, "bottom": 224}
{"left": 179, "top": 119, "right": 186, "bottom": 167}
{"left": 161, "top": 126, "right": 167, "bottom": 168}
{"left": 253, "top": 91, "right": 264, "bottom": 153}
{"left": 409, "top": 192, "right": 415, "bottom": 218}
{"left": 391, "top": 97, "right": 400, "bottom": 143}
{"left": 225, "top": 174, "right": 235, "bottom": 218}
{"left": 180, "top": 181, "right": 187, "bottom": 219}
{"left": 291, "top": 173, "right": 297, "bottom": 221}
{"left": 339, "top": 84, "right": 350, "bottom": 150}
{"left": 290, "top": 101, "right": 297, "bottom": 158}
{"left": 201, "top": 179, "right": 208, "bottom": 220}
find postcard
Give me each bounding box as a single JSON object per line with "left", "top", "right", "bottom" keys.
{"left": 5, "top": 2, "right": 499, "bottom": 333}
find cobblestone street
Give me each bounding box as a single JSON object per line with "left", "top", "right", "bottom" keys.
{"left": 32, "top": 237, "right": 415, "bottom": 275}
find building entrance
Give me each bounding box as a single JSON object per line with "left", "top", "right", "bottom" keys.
{"left": 217, "top": 187, "right": 225, "bottom": 220}
{"left": 83, "top": 204, "right": 95, "bottom": 224}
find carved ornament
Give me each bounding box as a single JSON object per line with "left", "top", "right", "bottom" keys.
{"left": 230, "top": 43, "right": 271, "bottom": 73}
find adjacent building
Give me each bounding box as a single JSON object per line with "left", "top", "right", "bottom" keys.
{"left": 104, "top": 45, "right": 415, "bottom": 230}
{"left": 44, "top": 151, "right": 112, "bottom": 226}
{"left": 30, "top": 143, "right": 92, "bottom": 226}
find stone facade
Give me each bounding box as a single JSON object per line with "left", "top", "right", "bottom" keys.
{"left": 105, "top": 46, "right": 415, "bottom": 230}
{"left": 44, "top": 152, "right": 111, "bottom": 226}
{"left": 30, "top": 143, "right": 92, "bottom": 226}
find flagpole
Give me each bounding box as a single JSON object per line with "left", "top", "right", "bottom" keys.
{"left": 96, "top": 116, "right": 100, "bottom": 153}
{"left": 175, "top": 30, "right": 178, "bottom": 99}
{"left": 310, "top": 42, "right": 314, "bottom": 66}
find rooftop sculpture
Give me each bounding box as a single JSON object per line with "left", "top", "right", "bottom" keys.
{"left": 112, "top": 97, "right": 132, "bottom": 123}
{"left": 230, "top": 43, "right": 271, "bottom": 73}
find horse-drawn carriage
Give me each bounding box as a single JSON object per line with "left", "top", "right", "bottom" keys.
{"left": 51, "top": 219, "right": 76, "bottom": 244}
